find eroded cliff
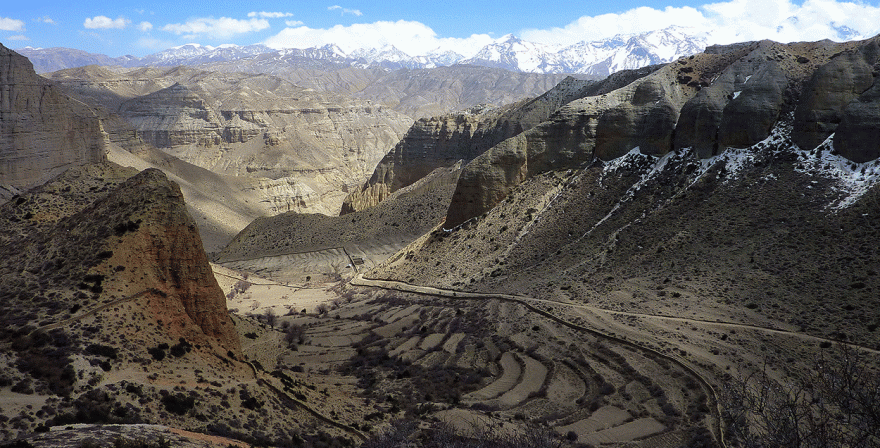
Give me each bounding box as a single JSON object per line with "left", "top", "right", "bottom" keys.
{"left": 0, "top": 44, "right": 106, "bottom": 190}
{"left": 445, "top": 36, "right": 880, "bottom": 227}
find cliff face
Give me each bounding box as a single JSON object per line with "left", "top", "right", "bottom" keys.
{"left": 445, "top": 36, "right": 880, "bottom": 227}
{"left": 342, "top": 67, "right": 666, "bottom": 215}
{"left": 95, "top": 168, "right": 240, "bottom": 351}
{"left": 0, "top": 44, "right": 106, "bottom": 189}
{"left": 341, "top": 104, "right": 526, "bottom": 214}
{"left": 47, "top": 66, "right": 412, "bottom": 216}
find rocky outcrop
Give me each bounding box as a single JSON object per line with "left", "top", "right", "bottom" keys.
{"left": 446, "top": 36, "right": 880, "bottom": 228}
{"left": 834, "top": 79, "right": 880, "bottom": 163}
{"left": 342, "top": 70, "right": 666, "bottom": 214}
{"left": 341, "top": 104, "right": 526, "bottom": 214}
{"left": 104, "top": 168, "right": 239, "bottom": 350}
{"left": 792, "top": 42, "right": 880, "bottom": 151}
{"left": 0, "top": 163, "right": 239, "bottom": 352}
{"left": 0, "top": 44, "right": 106, "bottom": 189}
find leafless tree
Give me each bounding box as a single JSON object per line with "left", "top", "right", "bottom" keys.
{"left": 723, "top": 344, "right": 880, "bottom": 448}
{"left": 284, "top": 324, "right": 305, "bottom": 349}
{"left": 263, "top": 308, "right": 277, "bottom": 328}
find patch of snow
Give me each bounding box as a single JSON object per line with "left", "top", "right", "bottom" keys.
{"left": 733, "top": 91, "right": 741, "bottom": 99}
{"left": 794, "top": 135, "right": 880, "bottom": 210}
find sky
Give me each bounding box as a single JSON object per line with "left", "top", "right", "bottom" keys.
{"left": 2, "top": 0, "right": 880, "bottom": 57}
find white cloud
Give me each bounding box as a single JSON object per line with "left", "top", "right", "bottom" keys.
{"left": 84, "top": 16, "right": 130, "bottom": 30}
{"left": 700, "top": 0, "right": 880, "bottom": 43}
{"left": 8, "top": 35, "right": 29, "bottom": 41}
{"left": 161, "top": 17, "right": 270, "bottom": 39}
{"left": 36, "top": 16, "right": 56, "bottom": 24}
{"left": 248, "top": 11, "right": 293, "bottom": 19}
{"left": 0, "top": 17, "right": 25, "bottom": 31}
{"left": 264, "top": 20, "right": 494, "bottom": 56}
{"left": 137, "top": 21, "right": 153, "bottom": 32}
{"left": 328, "top": 5, "right": 363, "bottom": 17}
{"left": 285, "top": 20, "right": 304, "bottom": 27}
{"left": 521, "top": 6, "right": 708, "bottom": 45}
{"left": 521, "top": 0, "right": 880, "bottom": 46}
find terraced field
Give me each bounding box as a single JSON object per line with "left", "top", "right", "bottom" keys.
{"left": 244, "top": 288, "right": 716, "bottom": 446}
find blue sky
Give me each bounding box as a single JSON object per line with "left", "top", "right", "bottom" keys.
{"left": 3, "top": 0, "right": 880, "bottom": 57}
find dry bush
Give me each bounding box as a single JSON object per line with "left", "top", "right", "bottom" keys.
{"left": 284, "top": 324, "right": 306, "bottom": 349}
{"left": 723, "top": 344, "right": 880, "bottom": 448}
{"left": 361, "top": 420, "right": 564, "bottom": 448}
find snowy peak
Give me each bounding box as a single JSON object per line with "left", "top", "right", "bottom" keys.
{"left": 459, "top": 26, "right": 705, "bottom": 75}
{"left": 17, "top": 26, "right": 707, "bottom": 76}
{"left": 462, "top": 36, "right": 562, "bottom": 73}
{"left": 350, "top": 45, "right": 425, "bottom": 69}
{"left": 557, "top": 27, "right": 708, "bottom": 76}
{"left": 140, "top": 44, "right": 273, "bottom": 66}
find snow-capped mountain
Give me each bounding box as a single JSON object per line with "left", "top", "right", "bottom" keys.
{"left": 17, "top": 26, "right": 708, "bottom": 76}
{"left": 559, "top": 27, "right": 708, "bottom": 76}
{"left": 454, "top": 27, "right": 705, "bottom": 75}
{"left": 139, "top": 43, "right": 274, "bottom": 67}
{"left": 461, "top": 35, "right": 564, "bottom": 72}
{"left": 416, "top": 50, "right": 465, "bottom": 68}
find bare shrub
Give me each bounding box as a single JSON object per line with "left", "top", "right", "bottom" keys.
{"left": 724, "top": 344, "right": 880, "bottom": 448}
{"left": 226, "top": 280, "right": 252, "bottom": 300}
{"left": 263, "top": 308, "right": 277, "bottom": 328}
{"left": 315, "top": 303, "right": 329, "bottom": 315}
{"left": 284, "top": 324, "right": 305, "bottom": 349}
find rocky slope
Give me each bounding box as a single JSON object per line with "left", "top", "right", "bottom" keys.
{"left": 0, "top": 164, "right": 239, "bottom": 354}
{"left": 46, "top": 65, "right": 413, "bottom": 217}
{"left": 0, "top": 44, "right": 106, "bottom": 191}
{"left": 342, "top": 65, "right": 663, "bottom": 214}
{"left": 218, "top": 164, "right": 460, "bottom": 263}
{"left": 360, "top": 36, "right": 880, "bottom": 354}
{"left": 371, "top": 111, "right": 880, "bottom": 351}
{"left": 445, "top": 37, "right": 880, "bottom": 227}
{"left": 0, "top": 164, "right": 368, "bottom": 445}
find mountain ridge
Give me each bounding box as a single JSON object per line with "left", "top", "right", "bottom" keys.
{"left": 15, "top": 26, "right": 706, "bottom": 76}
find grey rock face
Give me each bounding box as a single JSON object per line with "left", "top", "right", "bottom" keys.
{"left": 0, "top": 44, "right": 106, "bottom": 189}
{"left": 343, "top": 70, "right": 664, "bottom": 215}
{"left": 792, "top": 43, "right": 879, "bottom": 150}
{"left": 341, "top": 104, "right": 526, "bottom": 214}
{"left": 834, "top": 80, "right": 880, "bottom": 162}
{"left": 445, "top": 36, "right": 880, "bottom": 228}
{"left": 718, "top": 62, "right": 788, "bottom": 148}
{"left": 594, "top": 78, "right": 679, "bottom": 159}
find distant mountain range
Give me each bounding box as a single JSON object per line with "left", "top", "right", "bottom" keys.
{"left": 16, "top": 26, "right": 707, "bottom": 76}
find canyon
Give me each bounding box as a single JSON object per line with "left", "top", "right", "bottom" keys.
{"left": 1, "top": 31, "right": 879, "bottom": 448}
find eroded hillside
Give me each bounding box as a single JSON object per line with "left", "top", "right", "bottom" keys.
{"left": 46, "top": 65, "right": 413, "bottom": 218}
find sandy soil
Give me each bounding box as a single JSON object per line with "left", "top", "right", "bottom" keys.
{"left": 495, "top": 354, "right": 547, "bottom": 407}
{"left": 466, "top": 352, "right": 521, "bottom": 401}
{"left": 213, "top": 263, "right": 338, "bottom": 316}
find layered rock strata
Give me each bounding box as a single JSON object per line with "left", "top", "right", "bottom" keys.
{"left": 0, "top": 44, "right": 106, "bottom": 189}
{"left": 46, "top": 66, "right": 412, "bottom": 215}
